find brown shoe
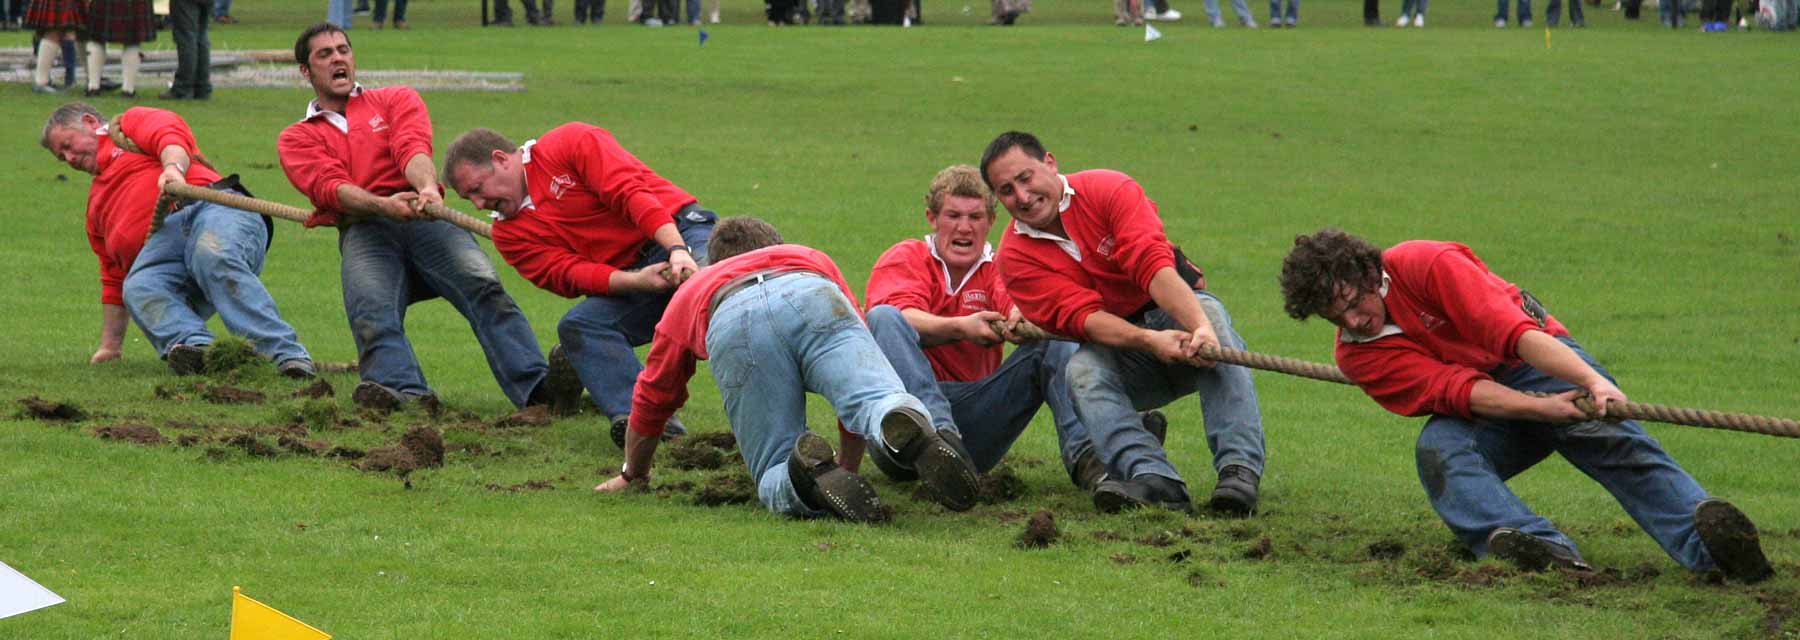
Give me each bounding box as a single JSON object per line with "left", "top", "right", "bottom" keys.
{"left": 1695, "top": 499, "right": 1774, "bottom": 583}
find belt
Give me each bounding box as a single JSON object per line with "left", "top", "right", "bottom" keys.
{"left": 708, "top": 269, "right": 813, "bottom": 316}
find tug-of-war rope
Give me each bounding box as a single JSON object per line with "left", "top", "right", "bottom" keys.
{"left": 998, "top": 321, "right": 1800, "bottom": 439}
{"left": 160, "top": 182, "right": 494, "bottom": 238}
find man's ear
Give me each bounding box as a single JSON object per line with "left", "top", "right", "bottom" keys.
{"left": 80, "top": 113, "right": 103, "bottom": 131}
{"left": 1043, "top": 151, "right": 1057, "bottom": 172}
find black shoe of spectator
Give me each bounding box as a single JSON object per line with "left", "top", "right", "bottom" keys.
{"left": 1486, "top": 528, "right": 1592, "bottom": 572}
{"left": 1093, "top": 474, "right": 1195, "bottom": 514}
{"left": 1208, "top": 464, "right": 1260, "bottom": 516}
{"left": 1695, "top": 499, "right": 1774, "bottom": 584}
{"left": 788, "top": 431, "right": 886, "bottom": 522}
{"left": 166, "top": 344, "right": 207, "bottom": 376}
{"left": 878, "top": 407, "right": 980, "bottom": 511}
{"left": 158, "top": 90, "right": 191, "bottom": 100}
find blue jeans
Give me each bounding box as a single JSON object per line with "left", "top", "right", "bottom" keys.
{"left": 328, "top": 0, "right": 354, "bottom": 27}
{"left": 338, "top": 218, "right": 546, "bottom": 406}
{"left": 866, "top": 305, "right": 1093, "bottom": 476}
{"left": 1205, "top": 0, "right": 1254, "bottom": 22}
{"left": 1495, "top": 0, "right": 1531, "bottom": 21}
{"left": 558, "top": 206, "right": 715, "bottom": 418}
{"left": 213, "top": 0, "right": 231, "bottom": 17}
{"left": 1064, "top": 290, "right": 1266, "bottom": 486}
{"left": 1399, "top": 0, "right": 1425, "bottom": 17}
{"left": 1544, "top": 0, "right": 1581, "bottom": 23}
{"left": 1268, "top": 0, "right": 1296, "bottom": 22}
{"left": 705, "top": 274, "right": 931, "bottom": 518}
{"left": 1415, "top": 336, "right": 1717, "bottom": 571}
{"left": 123, "top": 201, "right": 309, "bottom": 364}
{"left": 373, "top": 0, "right": 407, "bottom": 22}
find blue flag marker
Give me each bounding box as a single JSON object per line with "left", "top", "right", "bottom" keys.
{"left": 699, "top": 29, "right": 709, "bottom": 45}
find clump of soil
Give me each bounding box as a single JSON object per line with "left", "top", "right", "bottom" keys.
{"left": 670, "top": 442, "right": 727, "bottom": 470}
{"left": 693, "top": 473, "right": 754, "bottom": 506}
{"left": 327, "top": 445, "right": 366, "bottom": 460}
{"left": 1366, "top": 539, "right": 1407, "bottom": 560}
{"left": 492, "top": 405, "right": 553, "bottom": 428}
{"left": 277, "top": 435, "right": 329, "bottom": 456}
{"left": 94, "top": 423, "right": 166, "bottom": 445}
{"left": 1015, "top": 510, "right": 1059, "bottom": 549}
{"left": 176, "top": 434, "right": 203, "bottom": 447}
{"left": 292, "top": 379, "right": 334, "bottom": 399}
{"left": 687, "top": 431, "right": 737, "bottom": 450}
{"left": 1135, "top": 531, "right": 1181, "bottom": 548}
{"left": 18, "top": 396, "right": 86, "bottom": 421}
{"left": 293, "top": 399, "right": 343, "bottom": 431}
{"left": 1407, "top": 544, "right": 1464, "bottom": 581}
{"left": 202, "top": 337, "right": 262, "bottom": 376}
{"left": 652, "top": 480, "right": 696, "bottom": 497}
{"left": 1756, "top": 590, "right": 1799, "bottom": 637}
{"left": 399, "top": 426, "right": 444, "bottom": 468}
{"left": 977, "top": 465, "right": 1026, "bottom": 504}
{"left": 202, "top": 384, "right": 265, "bottom": 405}
{"left": 1167, "top": 549, "right": 1194, "bottom": 563}
{"left": 357, "top": 446, "right": 417, "bottom": 473}
{"left": 1244, "top": 536, "right": 1273, "bottom": 560}
{"left": 486, "top": 480, "right": 554, "bottom": 492}
{"left": 222, "top": 433, "right": 280, "bottom": 457}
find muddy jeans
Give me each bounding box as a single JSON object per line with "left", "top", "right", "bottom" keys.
{"left": 1414, "top": 336, "right": 1717, "bottom": 571}
{"left": 866, "top": 304, "right": 1091, "bottom": 476}
{"left": 124, "top": 201, "right": 309, "bottom": 364}
{"left": 1064, "top": 290, "right": 1267, "bottom": 487}
{"left": 706, "top": 274, "right": 931, "bottom": 518}
{"left": 338, "top": 217, "right": 547, "bottom": 407}
{"left": 557, "top": 205, "right": 715, "bottom": 419}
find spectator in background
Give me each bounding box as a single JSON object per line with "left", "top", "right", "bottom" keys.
{"left": 574, "top": 0, "right": 604, "bottom": 22}
{"left": 1545, "top": 0, "right": 1583, "bottom": 26}
{"left": 1268, "top": 0, "right": 1295, "bottom": 26}
{"left": 1395, "top": 0, "right": 1422, "bottom": 25}
{"left": 991, "top": 0, "right": 1029, "bottom": 24}
{"left": 3, "top": 0, "right": 25, "bottom": 30}
{"left": 84, "top": 0, "right": 154, "bottom": 97}
{"left": 213, "top": 0, "right": 236, "bottom": 23}
{"left": 327, "top": 0, "right": 353, "bottom": 28}
{"left": 1364, "top": 0, "right": 1380, "bottom": 25}
{"left": 1494, "top": 0, "right": 1531, "bottom": 26}
{"left": 1204, "top": 0, "right": 1256, "bottom": 26}
{"left": 1111, "top": 0, "right": 1143, "bottom": 25}
{"left": 25, "top": 0, "right": 82, "bottom": 93}
{"left": 371, "top": 0, "right": 407, "bottom": 28}
{"left": 1143, "top": 0, "right": 1182, "bottom": 21}
{"left": 165, "top": 0, "right": 211, "bottom": 99}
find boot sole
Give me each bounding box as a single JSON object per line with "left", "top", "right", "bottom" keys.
{"left": 545, "top": 345, "right": 585, "bottom": 416}
{"left": 352, "top": 383, "right": 403, "bottom": 414}
{"left": 1207, "top": 486, "right": 1257, "bottom": 516}
{"left": 812, "top": 466, "right": 887, "bottom": 523}
{"left": 1696, "top": 499, "right": 1774, "bottom": 583}
{"left": 167, "top": 345, "right": 206, "bottom": 376}
{"left": 882, "top": 409, "right": 978, "bottom": 512}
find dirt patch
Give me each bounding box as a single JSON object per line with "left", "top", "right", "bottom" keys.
{"left": 1449, "top": 564, "right": 1517, "bottom": 587}
{"left": 292, "top": 379, "right": 335, "bottom": 399}
{"left": 486, "top": 480, "right": 554, "bottom": 492}
{"left": 1111, "top": 553, "right": 1138, "bottom": 565}
{"left": 222, "top": 433, "right": 280, "bottom": 457}
{"left": 1015, "top": 510, "right": 1059, "bottom": 549}
{"left": 202, "top": 337, "right": 262, "bottom": 376}
{"left": 94, "top": 423, "right": 167, "bottom": 445}
{"left": 977, "top": 465, "right": 1026, "bottom": 504}
{"left": 492, "top": 405, "right": 553, "bottom": 428}
{"left": 357, "top": 446, "right": 417, "bottom": 473}
{"left": 17, "top": 396, "right": 86, "bottom": 421}
{"left": 327, "top": 445, "right": 366, "bottom": 460}
{"left": 993, "top": 510, "right": 1029, "bottom": 524}
{"left": 176, "top": 434, "right": 203, "bottom": 447}
{"left": 277, "top": 435, "right": 329, "bottom": 456}
{"left": 1167, "top": 549, "right": 1194, "bottom": 563}
{"left": 693, "top": 473, "right": 755, "bottom": 506}
{"left": 653, "top": 480, "right": 696, "bottom": 497}
{"left": 1243, "top": 536, "right": 1273, "bottom": 560}
{"left": 1226, "top": 524, "right": 1259, "bottom": 541}
{"left": 1136, "top": 531, "right": 1181, "bottom": 548}
{"left": 1366, "top": 539, "right": 1407, "bottom": 560}
{"left": 1756, "top": 589, "right": 1799, "bottom": 637}
{"left": 203, "top": 384, "right": 265, "bottom": 405}
{"left": 687, "top": 431, "right": 737, "bottom": 450}
{"left": 399, "top": 426, "right": 444, "bottom": 468}
{"left": 669, "top": 441, "right": 728, "bottom": 470}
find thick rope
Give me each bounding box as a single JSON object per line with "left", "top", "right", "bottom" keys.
{"left": 996, "top": 320, "right": 1800, "bottom": 439}
{"left": 161, "top": 182, "right": 493, "bottom": 238}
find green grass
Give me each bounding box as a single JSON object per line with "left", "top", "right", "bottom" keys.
{"left": 3, "top": 1, "right": 1799, "bottom": 637}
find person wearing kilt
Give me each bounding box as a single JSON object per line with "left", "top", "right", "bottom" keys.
{"left": 84, "top": 0, "right": 155, "bottom": 97}
{"left": 24, "top": 0, "right": 83, "bottom": 93}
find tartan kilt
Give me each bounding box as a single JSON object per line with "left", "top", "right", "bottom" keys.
{"left": 87, "top": 0, "right": 158, "bottom": 44}
{"left": 24, "top": 0, "right": 87, "bottom": 31}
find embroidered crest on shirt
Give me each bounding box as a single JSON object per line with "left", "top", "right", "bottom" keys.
{"left": 1417, "top": 311, "right": 1444, "bottom": 331}
{"left": 961, "top": 290, "right": 991, "bottom": 311}
{"left": 368, "top": 115, "right": 388, "bottom": 132}
{"left": 548, "top": 174, "right": 576, "bottom": 200}
{"left": 109, "top": 147, "right": 125, "bottom": 161}
{"left": 1095, "top": 236, "right": 1117, "bottom": 258}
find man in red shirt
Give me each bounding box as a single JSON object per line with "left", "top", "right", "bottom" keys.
{"left": 277, "top": 23, "right": 572, "bottom": 413}
{"left": 1279, "top": 228, "right": 1772, "bottom": 582}
{"left": 40, "top": 101, "right": 313, "bottom": 377}
{"left": 981, "top": 131, "right": 1268, "bottom": 515}
{"left": 593, "top": 217, "right": 981, "bottom": 519}
{"left": 864, "top": 164, "right": 1163, "bottom": 495}
{"left": 439, "top": 124, "right": 714, "bottom": 444}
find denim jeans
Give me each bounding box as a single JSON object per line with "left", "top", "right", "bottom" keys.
{"left": 338, "top": 218, "right": 546, "bottom": 406}
{"left": 328, "top": 0, "right": 354, "bottom": 27}
{"left": 865, "top": 305, "right": 1092, "bottom": 475}
{"left": 1544, "top": 0, "right": 1581, "bottom": 23}
{"left": 213, "top": 0, "right": 231, "bottom": 17}
{"left": 373, "top": 0, "right": 408, "bottom": 22}
{"left": 1399, "top": 0, "right": 1425, "bottom": 17}
{"left": 558, "top": 206, "right": 715, "bottom": 418}
{"left": 1495, "top": 0, "right": 1531, "bottom": 21}
{"left": 1064, "top": 290, "right": 1266, "bottom": 486}
{"left": 123, "top": 201, "right": 309, "bottom": 364}
{"left": 1414, "top": 336, "right": 1717, "bottom": 571}
{"left": 1268, "top": 0, "right": 1296, "bottom": 22}
{"left": 1204, "top": 0, "right": 1253, "bottom": 22}
{"left": 169, "top": 0, "right": 211, "bottom": 96}
{"left": 705, "top": 274, "right": 931, "bottom": 518}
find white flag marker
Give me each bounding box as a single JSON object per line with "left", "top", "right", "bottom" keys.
{"left": 1145, "top": 23, "right": 1163, "bottom": 41}
{"left": 0, "top": 561, "right": 64, "bottom": 620}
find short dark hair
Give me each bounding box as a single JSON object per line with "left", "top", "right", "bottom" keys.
{"left": 978, "top": 131, "right": 1048, "bottom": 188}
{"left": 1279, "top": 228, "right": 1386, "bottom": 321}
{"left": 707, "top": 217, "right": 783, "bottom": 263}
{"left": 440, "top": 128, "right": 517, "bottom": 190}
{"left": 294, "top": 22, "right": 349, "bottom": 66}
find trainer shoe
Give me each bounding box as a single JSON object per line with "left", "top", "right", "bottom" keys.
{"left": 352, "top": 381, "right": 405, "bottom": 413}
{"left": 1143, "top": 7, "right": 1160, "bottom": 19}
{"left": 1695, "top": 498, "right": 1774, "bottom": 583}
{"left": 1520, "top": 17, "right": 1532, "bottom": 26}
{"left": 1495, "top": 17, "right": 1507, "bottom": 26}
{"left": 1486, "top": 528, "right": 1591, "bottom": 572}
{"left": 1412, "top": 13, "right": 1424, "bottom": 26}
{"left": 1093, "top": 474, "right": 1195, "bottom": 514}
{"left": 1159, "top": 7, "right": 1183, "bottom": 20}
{"left": 788, "top": 432, "right": 885, "bottom": 522}
{"left": 277, "top": 358, "right": 317, "bottom": 380}
{"left": 1395, "top": 15, "right": 1409, "bottom": 25}
{"left": 543, "top": 344, "right": 585, "bottom": 416}
{"left": 610, "top": 414, "right": 689, "bottom": 449}
{"left": 877, "top": 407, "right": 980, "bottom": 511}
{"left": 1208, "top": 464, "right": 1261, "bottom": 515}
{"left": 167, "top": 344, "right": 208, "bottom": 376}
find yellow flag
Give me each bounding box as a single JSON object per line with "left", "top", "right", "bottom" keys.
{"left": 230, "top": 587, "right": 331, "bottom": 640}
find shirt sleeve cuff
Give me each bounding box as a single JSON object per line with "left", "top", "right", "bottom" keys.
{"left": 569, "top": 262, "right": 618, "bottom": 297}
{"left": 625, "top": 193, "right": 675, "bottom": 237}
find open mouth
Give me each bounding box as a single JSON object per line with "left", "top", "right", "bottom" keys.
{"left": 950, "top": 239, "right": 974, "bottom": 249}
{"left": 331, "top": 68, "right": 349, "bottom": 81}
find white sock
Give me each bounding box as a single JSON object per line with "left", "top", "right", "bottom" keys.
{"left": 122, "top": 46, "right": 141, "bottom": 94}
{"left": 86, "top": 41, "right": 104, "bottom": 91}
{"left": 33, "top": 38, "right": 56, "bottom": 87}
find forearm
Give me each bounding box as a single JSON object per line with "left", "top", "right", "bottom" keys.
{"left": 157, "top": 145, "right": 192, "bottom": 174}
{"left": 1146, "top": 267, "right": 1210, "bottom": 334}
{"left": 622, "top": 429, "right": 660, "bottom": 478}
{"left": 402, "top": 153, "right": 441, "bottom": 197}
{"left": 900, "top": 308, "right": 965, "bottom": 347}
{"left": 1514, "top": 330, "right": 1606, "bottom": 389}
{"left": 1468, "top": 379, "right": 1563, "bottom": 422}
{"left": 99, "top": 303, "right": 128, "bottom": 350}
{"left": 651, "top": 222, "right": 685, "bottom": 250}
{"left": 333, "top": 183, "right": 395, "bottom": 219}
{"left": 1081, "top": 310, "right": 1152, "bottom": 352}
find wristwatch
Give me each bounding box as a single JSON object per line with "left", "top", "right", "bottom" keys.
{"left": 667, "top": 245, "right": 691, "bottom": 255}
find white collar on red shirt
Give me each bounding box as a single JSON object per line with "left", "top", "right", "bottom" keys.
{"left": 491, "top": 139, "right": 538, "bottom": 221}
{"left": 1010, "top": 174, "right": 1082, "bottom": 261}
{"left": 1339, "top": 272, "right": 1405, "bottom": 343}
{"left": 923, "top": 234, "right": 995, "bottom": 295}
{"left": 300, "top": 84, "right": 366, "bottom": 134}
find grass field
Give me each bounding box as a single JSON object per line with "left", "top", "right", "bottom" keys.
{"left": 3, "top": 0, "right": 1798, "bottom": 637}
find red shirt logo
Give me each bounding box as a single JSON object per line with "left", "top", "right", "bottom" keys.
{"left": 960, "top": 289, "right": 992, "bottom": 312}
{"left": 548, "top": 174, "right": 576, "bottom": 200}
{"left": 1096, "top": 236, "right": 1117, "bottom": 258}
{"left": 1418, "top": 311, "right": 1444, "bottom": 331}
{"left": 368, "top": 115, "right": 388, "bottom": 132}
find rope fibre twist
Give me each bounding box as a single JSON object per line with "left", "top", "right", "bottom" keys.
{"left": 162, "top": 182, "right": 494, "bottom": 238}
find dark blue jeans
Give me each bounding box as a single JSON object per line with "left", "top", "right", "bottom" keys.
{"left": 1414, "top": 336, "right": 1717, "bottom": 571}
{"left": 338, "top": 218, "right": 547, "bottom": 406}
{"left": 557, "top": 205, "right": 715, "bottom": 418}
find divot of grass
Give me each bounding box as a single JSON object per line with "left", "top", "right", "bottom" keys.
{"left": 17, "top": 396, "right": 86, "bottom": 421}
{"left": 94, "top": 423, "right": 167, "bottom": 445}
{"left": 1015, "top": 510, "right": 1059, "bottom": 549}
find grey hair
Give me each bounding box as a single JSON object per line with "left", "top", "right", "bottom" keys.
{"left": 40, "top": 102, "right": 104, "bottom": 150}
